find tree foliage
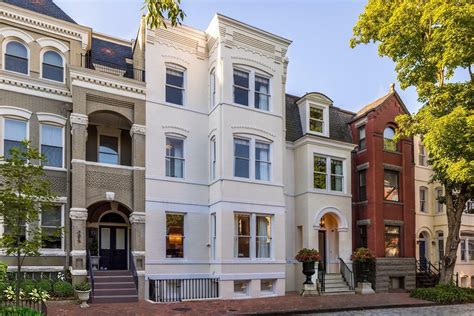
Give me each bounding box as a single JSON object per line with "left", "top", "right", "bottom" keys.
{"left": 0, "top": 141, "right": 58, "bottom": 304}
{"left": 144, "top": 0, "right": 186, "bottom": 29}
{"left": 351, "top": 0, "right": 474, "bottom": 283}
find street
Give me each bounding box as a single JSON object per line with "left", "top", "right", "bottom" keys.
{"left": 310, "top": 304, "right": 474, "bottom": 316}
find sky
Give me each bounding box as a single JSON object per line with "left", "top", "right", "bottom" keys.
{"left": 55, "top": 0, "right": 424, "bottom": 113}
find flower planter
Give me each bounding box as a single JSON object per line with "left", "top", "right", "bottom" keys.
{"left": 75, "top": 289, "right": 91, "bottom": 308}
{"left": 302, "top": 261, "right": 316, "bottom": 285}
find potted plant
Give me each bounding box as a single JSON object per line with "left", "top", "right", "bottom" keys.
{"left": 89, "top": 236, "right": 100, "bottom": 270}
{"left": 74, "top": 281, "right": 91, "bottom": 308}
{"left": 295, "top": 248, "right": 321, "bottom": 285}
{"left": 351, "top": 247, "right": 376, "bottom": 282}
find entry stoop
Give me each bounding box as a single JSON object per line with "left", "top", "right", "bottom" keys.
{"left": 89, "top": 270, "right": 138, "bottom": 303}
{"left": 322, "top": 273, "right": 355, "bottom": 295}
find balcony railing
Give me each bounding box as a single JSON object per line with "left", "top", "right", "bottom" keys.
{"left": 149, "top": 278, "right": 219, "bottom": 302}
{"left": 80, "top": 54, "right": 145, "bottom": 82}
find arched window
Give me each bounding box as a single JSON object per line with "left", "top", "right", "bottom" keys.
{"left": 42, "top": 51, "right": 63, "bottom": 82}
{"left": 5, "top": 41, "right": 28, "bottom": 74}
{"left": 383, "top": 127, "right": 397, "bottom": 151}
{"left": 419, "top": 187, "right": 428, "bottom": 213}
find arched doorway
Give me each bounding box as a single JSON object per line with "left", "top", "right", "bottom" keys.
{"left": 87, "top": 201, "right": 131, "bottom": 270}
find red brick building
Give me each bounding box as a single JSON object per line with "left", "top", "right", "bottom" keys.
{"left": 350, "top": 85, "right": 416, "bottom": 292}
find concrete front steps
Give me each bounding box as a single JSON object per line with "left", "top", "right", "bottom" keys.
{"left": 322, "top": 273, "right": 355, "bottom": 295}
{"left": 89, "top": 270, "right": 138, "bottom": 303}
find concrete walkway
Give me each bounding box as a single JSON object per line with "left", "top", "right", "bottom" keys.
{"left": 313, "top": 303, "right": 474, "bottom": 315}
{"left": 47, "top": 292, "right": 435, "bottom": 315}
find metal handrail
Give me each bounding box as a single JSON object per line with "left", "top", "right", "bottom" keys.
{"left": 129, "top": 251, "right": 138, "bottom": 290}
{"left": 339, "top": 258, "right": 354, "bottom": 290}
{"left": 317, "top": 269, "right": 325, "bottom": 293}
{"left": 87, "top": 250, "right": 95, "bottom": 299}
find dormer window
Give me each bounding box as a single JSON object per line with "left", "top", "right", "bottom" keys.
{"left": 310, "top": 107, "right": 324, "bottom": 133}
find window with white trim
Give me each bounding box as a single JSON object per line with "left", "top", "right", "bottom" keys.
{"left": 166, "top": 213, "right": 184, "bottom": 258}
{"left": 234, "top": 213, "right": 272, "bottom": 259}
{"left": 435, "top": 187, "right": 443, "bottom": 213}
{"left": 233, "top": 67, "right": 271, "bottom": 111}
{"left": 210, "top": 68, "right": 216, "bottom": 108}
{"left": 234, "top": 137, "right": 272, "bottom": 181}
{"left": 5, "top": 41, "right": 28, "bottom": 74}
{"left": 384, "top": 170, "right": 399, "bottom": 201}
{"left": 41, "top": 205, "right": 62, "bottom": 249}
{"left": 166, "top": 137, "right": 184, "bottom": 178}
{"left": 166, "top": 66, "right": 185, "bottom": 105}
{"left": 4, "top": 118, "right": 27, "bottom": 159}
{"left": 419, "top": 143, "right": 427, "bottom": 166}
{"left": 460, "top": 233, "right": 474, "bottom": 262}
{"left": 210, "top": 213, "right": 216, "bottom": 260}
{"left": 42, "top": 51, "right": 63, "bottom": 82}
{"left": 41, "top": 124, "right": 63, "bottom": 168}
{"left": 313, "top": 155, "right": 344, "bottom": 192}
{"left": 210, "top": 137, "right": 216, "bottom": 180}
{"left": 309, "top": 107, "right": 324, "bottom": 134}
{"left": 437, "top": 231, "right": 444, "bottom": 262}
{"left": 419, "top": 187, "right": 428, "bottom": 213}
{"left": 358, "top": 126, "right": 366, "bottom": 150}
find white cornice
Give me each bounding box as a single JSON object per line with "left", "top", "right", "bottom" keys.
{"left": 294, "top": 135, "right": 357, "bottom": 151}
{"left": 0, "top": 75, "right": 72, "bottom": 102}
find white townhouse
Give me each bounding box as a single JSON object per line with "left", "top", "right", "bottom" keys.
{"left": 143, "top": 14, "right": 291, "bottom": 299}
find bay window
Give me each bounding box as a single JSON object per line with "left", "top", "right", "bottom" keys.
{"left": 313, "top": 155, "right": 345, "bottom": 192}
{"left": 166, "top": 66, "right": 185, "bottom": 105}
{"left": 384, "top": 170, "right": 399, "bottom": 201}
{"left": 166, "top": 137, "right": 184, "bottom": 178}
{"left": 4, "top": 118, "right": 27, "bottom": 159}
{"left": 166, "top": 213, "right": 184, "bottom": 258}
{"left": 233, "top": 67, "right": 271, "bottom": 111}
{"left": 234, "top": 213, "right": 272, "bottom": 259}
{"left": 234, "top": 138, "right": 250, "bottom": 178}
{"left": 234, "top": 137, "right": 272, "bottom": 181}
{"left": 41, "top": 124, "right": 63, "bottom": 168}
{"left": 255, "top": 142, "right": 270, "bottom": 181}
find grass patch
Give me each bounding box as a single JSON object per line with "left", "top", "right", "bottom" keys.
{"left": 411, "top": 284, "right": 474, "bottom": 304}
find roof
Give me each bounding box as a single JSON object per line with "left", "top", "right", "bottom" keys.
{"left": 90, "top": 37, "right": 133, "bottom": 69}
{"left": 285, "top": 94, "right": 354, "bottom": 143}
{"left": 2, "top": 0, "right": 76, "bottom": 24}
{"left": 354, "top": 91, "right": 393, "bottom": 119}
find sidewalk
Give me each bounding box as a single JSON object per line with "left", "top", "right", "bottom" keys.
{"left": 47, "top": 292, "right": 435, "bottom": 315}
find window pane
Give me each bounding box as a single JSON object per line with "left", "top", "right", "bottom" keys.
{"left": 314, "top": 173, "right": 326, "bottom": 189}
{"left": 99, "top": 135, "right": 119, "bottom": 164}
{"left": 255, "top": 76, "right": 269, "bottom": 110}
{"left": 41, "top": 206, "right": 61, "bottom": 227}
{"left": 43, "top": 64, "right": 63, "bottom": 82}
{"left": 166, "top": 86, "right": 184, "bottom": 105}
{"left": 359, "top": 127, "right": 366, "bottom": 150}
{"left": 5, "top": 119, "right": 27, "bottom": 141}
{"left": 314, "top": 156, "right": 327, "bottom": 190}
{"left": 233, "top": 69, "right": 249, "bottom": 88}
{"left": 385, "top": 226, "right": 400, "bottom": 257}
{"left": 166, "top": 157, "right": 184, "bottom": 178}
{"left": 166, "top": 138, "right": 184, "bottom": 158}
{"left": 331, "top": 159, "right": 343, "bottom": 175}
{"left": 384, "top": 127, "right": 397, "bottom": 151}
{"left": 331, "top": 175, "right": 343, "bottom": 191}
{"left": 41, "top": 125, "right": 62, "bottom": 146}
{"left": 235, "top": 214, "right": 250, "bottom": 258}
{"left": 310, "top": 107, "right": 323, "bottom": 120}
{"left": 43, "top": 51, "right": 62, "bottom": 67}
{"left": 234, "top": 139, "right": 249, "bottom": 178}
{"left": 469, "top": 240, "right": 474, "bottom": 261}
{"left": 42, "top": 227, "right": 62, "bottom": 249}
{"left": 166, "top": 68, "right": 184, "bottom": 87}
{"left": 384, "top": 171, "right": 399, "bottom": 201}
{"left": 256, "top": 216, "right": 271, "bottom": 258}
{"left": 255, "top": 92, "right": 269, "bottom": 110}
{"left": 256, "top": 162, "right": 270, "bottom": 181}
{"left": 314, "top": 156, "right": 326, "bottom": 173}
{"left": 359, "top": 171, "right": 367, "bottom": 201}
{"left": 5, "top": 42, "right": 28, "bottom": 74}
{"left": 234, "top": 87, "right": 249, "bottom": 106}
{"left": 6, "top": 42, "right": 27, "bottom": 58}
{"left": 166, "top": 214, "right": 184, "bottom": 258}
{"left": 41, "top": 145, "right": 62, "bottom": 167}
{"left": 235, "top": 158, "right": 250, "bottom": 178}
{"left": 210, "top": 70, "right": 216, "bottom": 107}
{"left": 310, "top": 120, "right": 323, "bottom": 133}
{"left": 256, "top": 142, "right": 270, "bottom": 161}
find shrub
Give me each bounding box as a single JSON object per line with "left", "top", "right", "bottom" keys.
{"left": 295, "top": 248, "right": 321, "bottom": 262}
{"left": 0, "top": 262, "right": 7, "bottom": 282}
{"left": 35, "top": 279, "right": 52, "bottom": 293}
{"left": 74, "top": 281, "right": 90, "bottom": 292}
{"left": 351, "top": 247, "right": 376, "bottom": 263}
{"left": 52, "top": 281, "right": 73, "bottom": 298}
{"left": 20, "top": 279, "right": 37, "bottom": 294}
{"left": 0, "top": 306, "right": 42, "bottom": 316}
{"left": 411, "top": 283, "right": 474, "bottom": 304}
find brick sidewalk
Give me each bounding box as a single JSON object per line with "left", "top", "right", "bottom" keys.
{"left": 46, "top": 292, "right": 434, "bottom": 316}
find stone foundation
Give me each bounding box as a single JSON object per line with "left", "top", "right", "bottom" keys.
{"left": 374, "top": 257, "right": 416, "bottom": 293}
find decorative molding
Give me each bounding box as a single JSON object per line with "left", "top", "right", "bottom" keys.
{"left": 356, "top": 162, "right": 370, "bottom": 171}
{"left": 0, "top": 105, "right": 32, "bottom": 119}
{"left": 129, "top": 212, "right": 146, "bottom": 224}
{"left": 7, "top": 266, "right": 64, "bottom": 272}
{"left": 70, "top": 269, "right": 87, "bottom": 276}
{"left": 130, "top": 124, "right": 146, "bottom": 136}
{"left": 36, "top": 37, "right": 69, "bottom": 53}
{"left": 383, "top": 163, "right": 403, "bottom": 171}
{"left": 36, "top": 112, "right": 67, "bottom": 126}
{"left": 0, "top": 26, "right": 34, "bottom": 43}
{"left": 162, "top": 125, "right": 190, "bottom": 134}
{"left": 70, "top": 250, "right": 86, "bottom": 256}
{"left": 132, "top": 251, "right": 146, "bottom": 256}
{"left": 69, "top": 208, "right": 88, "bottom": 220}
{"left": 231, "top": 125, "right": 276, "bottom": 139}
{"left": 231, "top": 56, "right": 276, "bottom": 73}
{"left": 161, "top": 54, "right": 191, "bottom": 65}
{"left": 357, "top": 219, "right": 371, "bottom": 226}
{"left": 69, "top": 113, "right": 88, "bottom": 126}
{"left": 0, "top": 76, "right": 71, "bottom": 99}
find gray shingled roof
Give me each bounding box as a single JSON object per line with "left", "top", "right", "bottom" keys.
{"left": 285, "top": 93, "right": 354, "bottom": 143}
{"left": 90, "top": 37, "right": 133, "bottom": 69}
{"left": 3, "top": 0, "right": 76, "bottom": 24}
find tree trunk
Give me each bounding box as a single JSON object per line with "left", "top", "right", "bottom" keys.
{"left": 439, "top": 188, "right": 468, "bottom": 284}
{"left": 16, "top": 249, "right": 21, "bottom": 307}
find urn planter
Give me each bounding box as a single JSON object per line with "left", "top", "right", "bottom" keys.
{"left": 76, "top": 289, "right": 91, "bottom": 308}
{"left": 302, "top": 261, "right": 316, "bottom": 285}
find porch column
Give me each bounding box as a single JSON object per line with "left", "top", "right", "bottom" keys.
{"left": 129, "top": 212, "right": 146, "bottom": 299}
{"left": 338, "top": 227, "right": 352, "bottom": 263}
{"left": 70, "top": 112, "right": 88, "bottom": 281}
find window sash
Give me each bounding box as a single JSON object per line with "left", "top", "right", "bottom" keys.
{"left": 42, "top": 63, "right": 64, "bottom": 82}
{"left": 436, "top": 189, "right": 443, "bottom": 212}
{"left": 384, "top": 171, "right": 399, "bottom": 201}
{"left": 166, "top": 214, "right": 184, "bottom": 258}
{"left": 5, "top": 54, "right": 28, "bottom": 74}
{"left": 210, "top": 138, "right": 216, "bottom": 180}
{"left": 255, "top": 75, "right": 270, "bottom": 110}
{"left": 234, "top": 139, "right": 250, "bottom": 178}
{"left": 234, "top": 214, "right": 251, "bottom": 258}
{"left": 359, "top": 171, "right": 367, "bottom": 201}
{"left": 358, "top": 127, "right": 366, "bottom": 150}
{"left": 420, "top": 189, "right": 427, "bottom": 212}
{"left": 99, "top": 135, "right": 119, "bottom": 165}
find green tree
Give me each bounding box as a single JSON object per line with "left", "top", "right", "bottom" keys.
{"left": 0, "top": 141, "right": 58, "bottom": 304}
{"left": 144, "top": 0, "right": 186, "bottom": 29}
{"left": 351, "top": 0, "right": 474, "bottom": 284}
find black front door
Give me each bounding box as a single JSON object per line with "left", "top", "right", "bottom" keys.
{"left": 419, "top": 240, "right": 427, "bottom": 270}
{"left": 99, "top": 226, "right": 127, "bottom": 270}
{"left": 318, "top": 230, "right": 327, "bottom": 271}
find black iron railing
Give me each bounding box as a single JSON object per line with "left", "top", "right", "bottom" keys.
{"left": 339, "top": 258, "right": 354, "bottom": 290}
{"left": 0, "top": 300, "right": 46, "bottom": 314}
{"left": 317, "top": 269, "right": 325, "bottom": 293}
{"left": 81, "top": 54, "right": 145, "bottom": 82}
{"left": 129, "top": 251, "right": 139, "bottom": 291}
{"left": 416, "top": 259, "right": 440, "bottom": 277}
{"left": 87, "top": 250, "right": 95, "bottom": 300}
{"left": 149, "top": 278, "right": 219, "bottom": 302}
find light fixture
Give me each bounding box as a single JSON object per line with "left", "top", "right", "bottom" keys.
{"left": 320, "top": 217, "right": 326, "bottom": 229}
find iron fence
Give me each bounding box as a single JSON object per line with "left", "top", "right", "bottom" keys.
{"left": 149, "top": 278, "right": 219, "bottom": 302}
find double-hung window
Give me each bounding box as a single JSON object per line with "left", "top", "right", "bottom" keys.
{"left": 384, "top": 170, "right": 399, "bottom": 201}
{"left": 358, "top": 126, "right": 366, "bottom": 150}
{"left": 419, "top": 144, "right": 427, "bottom": 166}
{"left": 41, "top": 124, "right": 63, "bottom": 168}
{"left": 234, "top": 138, "right": 250, "bottom": 178}
{"left": 210, "top": 137, "right": 216, "bottom": 180}
{"left": 419, "top": 187, "right": 427, "bottom": 213}
{"left": 309, "top": 107, "right": 324, "bottom": 133}
{"left": 359, "top": 170, "right": 367, "bottom": 201}
{"left": 313, "top": 156, "right": 344, "bottom": 192}
{"left": 4, "top": 118, "right": 27, "bottom": 159}
{"left": 255, "top": 142, "right": 270, "bottom": 181}
{"left": 233, "top": 69, "right": 250, "bottom": 106}
{"left": 99, "top": 135, "right": 119, "bottom": 165}
{"left": 255, "top": 75, "right": 270, "bottom": 110}
{"left": 210, "top": 213, "right": 216, "bottom": 260}
{"left": 5, "top": 41, "right": 28, "bottom": 74}
{"left": 166, "top": 67, "right": 185, "bottom": 105}
{"left": 436, "top": 188, "right": 443, "bottom": 213}
{"left": 166, "top": 213, "right": 184, "bottom": 258}
{"left": 234, "top": 213, "right": 272, "bottom": 259}
{"left": 437, "top": 232, "right": 444, "bottom": 262}
{"left": 42, "top": 51, "right": 63, "bottom": 82}
{"left": 166, "top": 137, "right": 184, "bottom": 178}
{"left": 41, "top": 206, "right": 62, "bottom": 249}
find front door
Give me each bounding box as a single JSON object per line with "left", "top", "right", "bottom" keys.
{"left": 318, "top": 230, "right": 327, "bottom": 271}
{"left": 99, "top": 226, "right": 127, "bottom": 270}
{"left": 419, "top": 239, "right": 427, "bottom": 270}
